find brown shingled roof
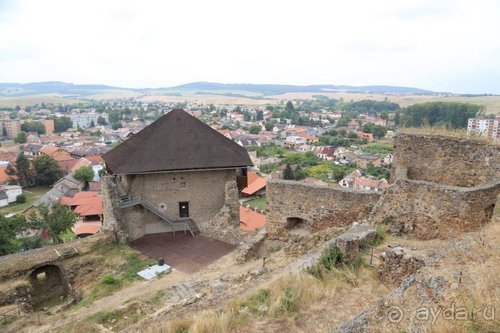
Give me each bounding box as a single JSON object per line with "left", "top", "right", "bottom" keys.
{"left": 103, "top": 109, "right": 252, "bottom": 174}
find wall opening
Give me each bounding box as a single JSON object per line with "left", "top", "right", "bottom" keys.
{"left": 285, "top": 217, "right": 311, "bottom": 236}
{"left": 28, "top": 264, "right": 69, "bottom": 305}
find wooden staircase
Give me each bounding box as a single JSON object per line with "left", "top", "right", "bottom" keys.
{"left": 119, "top": 196, "right": 198, "bottom": 237}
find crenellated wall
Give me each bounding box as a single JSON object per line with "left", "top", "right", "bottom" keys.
{"left": 391, "top": 133, "right": 500, "bottom": 186}
{"left": 266, "top": 180, "right": 380, "bottom": 239}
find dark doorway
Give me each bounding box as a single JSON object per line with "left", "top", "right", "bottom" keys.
{"left": 179, "top": 202, "right": 189, "bottom": 218}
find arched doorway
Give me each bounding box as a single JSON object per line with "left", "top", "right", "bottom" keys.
{"left": 28, "top": 263, "right": 69, "bottom": 305}
{"left": 285, "top": 217, "right": 311, "bottom": 236}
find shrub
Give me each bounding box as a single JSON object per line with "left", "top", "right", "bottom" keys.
{"left": 319, "top": 245, "right": 343, "bottom": 271}
{"left": 101, "top": 274, "right": 119, "bottom": 286}
{"left": 275, "top": 287, "right": 298, "bottom": 315}
{"left": 15, "top": 193, "right": 27, "bottom": 204}
{"left": 245, "top": 289, "right": 270, "bottom": 315}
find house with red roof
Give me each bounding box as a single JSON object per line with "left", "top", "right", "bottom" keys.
{"left": 61, "top": 191, "right": 103, "bottom": 238}
{"left": 239, "top": 206, "right": 266, "bottom": 232}
{"left": 241, "top": 172, "right": 267, "bottom": 197}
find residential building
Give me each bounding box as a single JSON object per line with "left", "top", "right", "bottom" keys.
{"left": 467, "top": 117, "right": 500, "bottom": 140}
{"left": 43, "top": 119, "right": 55, "bottom": 134}
{"left": 1, "top": 120, "right": 21, "bottom": 139}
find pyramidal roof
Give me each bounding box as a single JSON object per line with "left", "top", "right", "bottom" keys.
{"left": 103, "top": 109, "right": 253, "bottom": 174}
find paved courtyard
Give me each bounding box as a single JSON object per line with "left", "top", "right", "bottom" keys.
{"left": 129, "top": 233, "right": 235, "bottom": 273}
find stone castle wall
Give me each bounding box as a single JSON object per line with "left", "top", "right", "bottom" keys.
{"left": 266, "top": 180, "right": 380, "bottom": 238}
{"left": 370, "top": 179, "right": 500, "bottom": 239}
{"left": 391, "top": 133, "right": 500, "bottom": 186}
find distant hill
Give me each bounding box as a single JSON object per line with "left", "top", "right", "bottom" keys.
{"left": 0, "top": 81, "right": 436, "bottom": 97}
{"left": 0, "top": 81, "right": 131, "bottom": 97}
{"left": 165, "top": 82, "right": 435, "bottom": 95}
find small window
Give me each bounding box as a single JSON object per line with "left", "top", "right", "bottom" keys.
{"left": 179, "top": 181, "right": 187, "bottom": 189}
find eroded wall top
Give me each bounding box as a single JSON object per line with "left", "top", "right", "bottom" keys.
{"left": 391, "top": 133, "right": 500, "bottom": 187}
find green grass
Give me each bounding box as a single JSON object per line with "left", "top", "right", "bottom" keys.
{"left": 76, "top": 241, "right": 157, "bottom": 308}
{"left": 0, "top": 186, "right": 51, "bottom": 215}
{"left": 61, "top": 230, "right": 75, "bottom": 242}
{"left": 245, "top": 196, "right": 266, "bottom": 210}
{"left": 360, "top": 142, "right": 394, "bottom": 155}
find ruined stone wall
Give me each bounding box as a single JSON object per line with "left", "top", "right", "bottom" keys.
{"left": 391, "top": 133, "right": 500, "bottom": 186}
{"left": 266, "top": 180, "right": 380, "bottom": 239}
{"left": 370, "top": 179, "right": 500, "bottom": 239}
{"left": 101, "top": 176, "right": 127, "bottom": 242}
{"left": 200, "top": 180, "right": 246, "bottom": 246}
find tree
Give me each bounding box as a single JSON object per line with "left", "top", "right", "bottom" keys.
{"left": 285, "top": 101, "right": 295, "bottom": 112}
{"left": 283, "top": 163, "right": 294, "bottom": 180}
{"left": 32, "top": 154, "right": 65, "bottom": 186}
{"left": 73, "top": 166, "right": 94, "bottom": 183}
{"left": 264, "top": 122, "right": 274, "bottom": 131}
{"left": 293, "top": 165, "right": 308, "bottom": 180}
{"left": 256, "top": 110, "right": 264, "bottom": 121}
{"left": 29, "top": 203, "right": 76, "bottom": 244}
{"left": 97, "top": 115, "right": 107, "bottom": 126}
{"left": 54, "top": 116, "right": 73, "bottom": 133}
{"left": 21, "top": 121, "right": 45, "bottom": 134}
{"left": 336, "top": 117, "right": 350, "bottom": 127}
{"left": 14, "top": 131, "right": 27, "bottom": 144}
{"left": 2, "top": 126, "right": 7, "bottom": 138}
{"left": 0, "top": 214, "right": 27, "bottom": 255}
{"left": 249, "top": 125, "right": 261, "bottom": 134}
{"left": 90, "top": 119, "right": 95, "bottom": 128}
{"left": 112, "top": 122, "right": 123, "bottom": 130}
{"left": 8, "top": 154, "right": 32, "bottom": 187}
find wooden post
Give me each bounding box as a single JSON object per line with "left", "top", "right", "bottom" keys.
{"left": 370, "top": 247, "right": 374, "bottom": 266}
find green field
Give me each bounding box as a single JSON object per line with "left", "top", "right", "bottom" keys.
{"left": 0, "top": 186, "right": 51, "bottom": 215}
{"left": 0, "top": 95, "right": 81, "bottom": 108}
{"left": 245, "top": 196, "right": 266, "bottom": 210}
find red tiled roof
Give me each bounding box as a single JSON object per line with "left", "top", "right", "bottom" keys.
{"left": 67, "top": 191, "right": 99, "bottom": 206}
{"left": 74, "top": 197, "right": 103, "bottom": 216}
{"left": 0, "top": 166, "right": 14, "bottom": 183}
{"left": 40, "top": 145, "right": 61, "bottom": 156}
{"left": 0, "top": 152, "right": 17, "bottom": 164}
{"left": 58, "top": 158, "right": 79, "bottom": 172}
{"left": 242, "top": 177, "right": 266, "bottom": 196}
{"left": 71, "top": 158, "right": 92, "bottom": 173}
{"left": 239, "top": 206, "right": 266, "bottom": 231}
{"left": 60, "top": 196, "right": 72, "bottom": 206}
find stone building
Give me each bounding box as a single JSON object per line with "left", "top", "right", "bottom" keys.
{"left": 102, "top": 109, "right": 252, "bottom": 242}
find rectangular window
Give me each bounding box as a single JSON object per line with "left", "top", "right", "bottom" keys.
{"left": 179, "top": 181, "right": 186, "bottom": 189}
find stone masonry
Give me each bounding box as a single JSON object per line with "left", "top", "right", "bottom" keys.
{"left": 370, "top": 178, "right": 500, "bottom": 239}
{"left": 391, "top": 133, "right": 500, "bottom": 187}
{"left": 102, "top": 170, "right": 242, "bottom": 242}
{"left": 378, "top": 246, "right": 425, "bottom": 285}
{"left": 373, "top": 133, "right": 500, "bottom": 240}
{"left": 266, "top": 180, "right": 380, "bottom": 239}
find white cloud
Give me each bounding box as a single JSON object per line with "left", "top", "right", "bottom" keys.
{"left": 0, "top": 0, "right": 499, "bottom": 93}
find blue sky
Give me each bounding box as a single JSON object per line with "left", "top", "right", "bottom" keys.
{"left": 0, "top": 0, "right": 499, "bottom": 93}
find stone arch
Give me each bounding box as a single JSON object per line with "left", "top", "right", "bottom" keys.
{"left": 285, "top": 217, "right": 312, "bottom": 236}
{"left": 28, "top": 262, "right": 69, "bottom": 305}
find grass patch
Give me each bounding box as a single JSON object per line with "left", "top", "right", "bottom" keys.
{"left": 360, "top": 142, "right": 394, "bottom": 155}
{"left": 242, "top": 289, "right": 270, "bottom": 315}
{"left": 0, "top": 186, "right": 51, "bottom": 214}
{"left": 244, "top": 196, "right": 266, "bottom": 210}
{"left": 75, "top": 241, "right": 156, "bottom": 308}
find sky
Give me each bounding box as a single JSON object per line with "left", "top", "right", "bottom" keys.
{"left": 0, "top": 0, "right": 499, "bottom": 93}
